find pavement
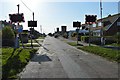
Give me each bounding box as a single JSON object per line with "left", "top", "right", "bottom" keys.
{"left": 19, "top": 36, "right": 119, "bottom": 79}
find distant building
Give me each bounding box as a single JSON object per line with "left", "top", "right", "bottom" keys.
{"left": 61, "top": 26, "right": 67, "bottom": 33}
{"left": 57, "top": 28, "right": 59, "bottom": 33}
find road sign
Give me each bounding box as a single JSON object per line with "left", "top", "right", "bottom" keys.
{"left": 9, "top": 13, "right": 25, "bottom": 23}
{"left": 18, "top": 28, "right": 23, "bottom": 33}
{"left": 17, "top": 25, "right": 23, "bottom": 33}
{"left": 85, "top": 15, "right": 97, "bottom": 24}
{"left": 28, "top": 21, "right": 37, "bottom": 27}
{"left": 73, "top": 21, "right": 81, "bottom": 27}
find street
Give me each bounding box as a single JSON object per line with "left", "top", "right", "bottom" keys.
{"left": 19, "top": 36, "right": 118, "bottom": 79}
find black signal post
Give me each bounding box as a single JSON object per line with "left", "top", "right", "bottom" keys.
{"left": 30, "top": 12, "right": 35, "bottom": 48}
{"left": 73, "top": 21, "right": 81, "bottom": 45}
{"left": 85, "top": 15, "right": 97, "bottom": 46}
{"left": 28, "top": 13, "right": 37, "bottom": 48}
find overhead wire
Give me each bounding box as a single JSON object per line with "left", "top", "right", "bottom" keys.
{"left": 20, "top": 0, "right": 33, "bottom": 13}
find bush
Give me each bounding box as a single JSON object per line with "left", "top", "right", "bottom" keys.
{"left": 81, "top": 36, "right": 89, "bottom": 43}
{"left": 81, "top": 36, "right": 116, "bottom": 45}
{"left": 2, "top": 26, "right": 15, "bottom": 47}
{"left": 71, "top": 32, "right": 77, "bottom": 37}
{"left": 63, "top": 32, "right": 68, "bottom": 38}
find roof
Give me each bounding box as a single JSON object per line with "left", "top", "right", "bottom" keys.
{"left": 97, "top": 13, "right": 120, "bottom": 22}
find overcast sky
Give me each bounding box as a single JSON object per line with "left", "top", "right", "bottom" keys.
{"left": 0, "top": 0, "right": 119, "bottom": 34}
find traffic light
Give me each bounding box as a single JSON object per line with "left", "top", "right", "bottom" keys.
{"left": 9, "top": 13, "right": 25, "bottom": 23}
{"left": 85, "top": 15, "right": 97, "bottom": 24}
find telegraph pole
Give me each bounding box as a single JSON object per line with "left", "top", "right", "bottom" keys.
{"left": 40, "top": 25, "right": 43, "bottom": 37}
{"left": 88, "top": 24, "right": 91, "bottom": 46}
{"left": 100, "top": 0, "right": 104, "bottom": 46}
{"left": 40, "top": 25, "right": 42, "bottom": 34}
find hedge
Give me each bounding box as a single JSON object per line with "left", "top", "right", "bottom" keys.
{"left": 2, "top": 26, "right": 15, "bottom": 47}
{"left": 81, "top": 36, "right": 116, "bottom": 45}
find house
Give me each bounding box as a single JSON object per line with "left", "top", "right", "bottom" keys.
{"left": 92, "top": 13, "right": 120, "bottom": 36}
{"left": 78, "top": 13, "right": 120, "bottom": 36}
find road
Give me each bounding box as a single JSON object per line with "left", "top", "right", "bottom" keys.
{"left": 19, "top": 36, "right": 118, "bottom": 79}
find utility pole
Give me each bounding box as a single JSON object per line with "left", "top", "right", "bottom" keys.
{"left": 88, "top": 24, "right": 91, "bottom": 46}
{"left": 40, "top": 25, "right": 42, "bottom": 34}
{"left": 77, "top": 21, "right": 79, "bottom": 45}
{"left": 40, "top": 25, "right": 43, "bottom": 37}
{"left": 54, "top": 28, "right": 55, "bottom": 33}
{"left": 100, "top": 0, "right": 104, "bottom": 46}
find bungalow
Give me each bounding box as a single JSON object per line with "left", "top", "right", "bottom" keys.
{"left": 68, "top": 13, "right": 120, "bottom": 42}
{"left": 92, "top": 13, "right": 120, "bottom": 36}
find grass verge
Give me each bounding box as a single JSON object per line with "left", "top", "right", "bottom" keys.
{"left": 2, "top": 47, "right": 38, "bottom": 79}
{"left": 67, "top": 42, "right": 120, "bottom": 62}
{"left": 20, "top": 43, "right": 40, "bottom": 47}
{"left": 38, "top": 36, "right": 45, "bottom": 39}
{"left": 77, "top": 46, "right": 120, "bottom": 62}
{"left": 67, "top": 42, "right": 77, "bottom": 46}
{"left": 28, "top": 40, "right": 36, "bottom": 43}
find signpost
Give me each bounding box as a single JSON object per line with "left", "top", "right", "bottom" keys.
{"left": 73, "top": 21, "right": 81, "bottom": 45}
{"left": 28, "top": 12, "right": 37, "bottom": 48}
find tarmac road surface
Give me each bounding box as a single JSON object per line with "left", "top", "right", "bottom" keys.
{"left": 19, "top": 36, "right": 118, "bottom": 79}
